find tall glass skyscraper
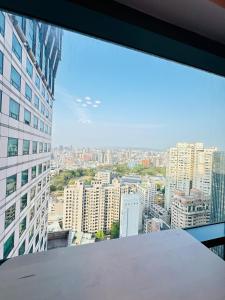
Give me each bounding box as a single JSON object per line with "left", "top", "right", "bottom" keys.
{"left": 211, "top": 152, "right": 225, "bottom": 223}
{"left": 0, "top": 11, "right": 62, "bottom": 259}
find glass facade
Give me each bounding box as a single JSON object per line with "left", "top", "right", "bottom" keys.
{"left": 21, "top": 169, "right": 28, "bottom": 186}
{"left": 23, "top": 140, "right": 30, "bottom": 155}
{"left": 5, "top": 204, "right": 16, "bottom": 229}
{"left": 0, "top": 50, "right": 3, "bottom": 74}
{"left": 26, "top": 57, "right": 33, "bottom": 78}
{"left": 0, "top": 11, "right": 5, "bottom": 36}
{"left": 25, "top": 83, "right": 32, "bottom": 101}
{"left": 3, "top": 233, "right": 14, "bottom": 259}
{"left": 24, "top": 109, "right": 31, "bottom": 125}
{"left": 20, "top": 194, "right": 27, "bottom": 212}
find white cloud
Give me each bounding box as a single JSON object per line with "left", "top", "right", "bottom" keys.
{"left": 85, "top": 96, "right": 91, "bottom": 100}
{"left": 95, "top": 100, "right": 101, "bottom": 104}
{"left": 93, "top": 104, "right": 99, "bottom": 108}
{"left": 86, "top": 101, "right": 92, "bottom": 105}
{"left": 82, "top": 103, "right": 87, "bottom": 107}
{"left": 76, "top": 98, "right": 82, "bottom": 103}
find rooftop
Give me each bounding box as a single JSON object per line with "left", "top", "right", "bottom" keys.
{"left": 1, "top": 229, "right": 225, "bottom": 300}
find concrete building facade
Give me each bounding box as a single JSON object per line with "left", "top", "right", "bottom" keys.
{"left": 0, "top": 12, "right": 62, "bottom": 259}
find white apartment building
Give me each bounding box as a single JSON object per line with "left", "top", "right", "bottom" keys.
{"left": 95, "top": 170, "right": 112, "bottom": 185}
{"left": 171, "top": 189, "right": 210, "bottom": 229}
{"left": 165, "top": 143, "right": 216, "bottom": 211}
{"left": 63, "top": 180, "right": 121, "bottom": 234}
{"left": 0, "top": 12, "right": 62, "bottom": 259}
{"left": 138, "top": 180, "right": 157, "bottom": 213}
{"left": 120, "top": 192, "right": 141, "bottom": 238}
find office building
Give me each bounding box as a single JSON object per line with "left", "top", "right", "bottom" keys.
{"left": 165, "top": 143, "right": 216, "bottom": 210}
{"left": 63, "top": 180, "right": 121, "bottom": 234}
{"left": 171, "top": 189, "right": 210, "bottom": 229}
{"left": 138, "top": 181, "right": 157, "bottom": 213}
{"left": 211, "top": 152, "right": 225, "bottom": 223}
{"left": 0, "top": 12, "right": 62, "bottom": 259}
{"left": 120, "top": 192, "right": 141, "bottom": 238}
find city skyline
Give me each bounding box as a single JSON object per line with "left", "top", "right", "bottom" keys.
{"left": 53, "top": 30, "right": 225, "bottom": 150}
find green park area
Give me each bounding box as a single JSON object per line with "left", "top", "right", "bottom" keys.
{"left": 50, "top": 164, "right": 166, "bottom": 192}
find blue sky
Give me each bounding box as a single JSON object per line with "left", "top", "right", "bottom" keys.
{"left": 53, "top": 30, "right": 225, "bottom": 150}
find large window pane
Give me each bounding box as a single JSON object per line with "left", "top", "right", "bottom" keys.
{"left": 23, "top": 139, "right": 30, "bottom": 155}
{"left": 3, "top": 233, "right": 14, "bottom": 259}
{"left": 25, "top": 83, "right": 32, "bottom": 101}
{"left": 7, "top": 137, "right": 18, "bottom": 157}
{"left": 39, "top": 142, "right": 43, "bottom": 153}
{"left": 40, "top": 120, "right": 44, "bottom": 132}
{"left": 21, "top": 169, "right": 28, "bottom": 186}
{"left": 0, "top": 90, "right": 2, "bottom": 112}
{"left": 35, "top": 74, "right": 40, "bottom": 89}
{"left": 0, "top": 50, "right": 3, "bottom": 74}
{"left": 19, "top": 240, "right": 25, "bottom": 256}
{"left": 10, "top": 65, "right": 21, "bottom": 91}
{"left": 32, "top": 141, "right": 38, "bottom": 154}
{"left": 6, "top": 174, "right": 17, "bottom": 197}
{"left": 31, "top": 166, "right": 36, "bottom": 179}
{"left": 4, "top": 203, "right": 16, "bottom": 229}
{"left": 19, "top": 217, "right": 26, "bottom": 237}
{"left": 24, "top": 109, "right": 31, "bottom": 125}
{"left": 26, "top": 57, "right": 33, "bottom": 78}
{"left": 12, "top": 33, "right": 22, "bottom": 62}
{"left": 33, "top": 115, "right": 38, "bottom": 129}
{"left": 34, "top": 95, "right": 39, "bottom": 109}
{"left": 0, "top": 12, "right": 5, "bottom": 36}
{"left": 20, "top": 193, "right": 27, "bottom": 212}
{"left": 9, "top": 98, "right": 20, "bottom": 120}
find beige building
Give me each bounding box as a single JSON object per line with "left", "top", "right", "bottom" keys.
{"left": 171, "top": 189, "right": 210, "bottom": 229}
{"left": 63, "top": 180, "right": 120, "bottom": 234}
{"left": 165, "top": 143, "right": 216, "bottom": 210}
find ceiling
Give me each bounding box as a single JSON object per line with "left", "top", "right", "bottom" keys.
{"left": 116, "top": 0, "right": 225, "bottom": 45}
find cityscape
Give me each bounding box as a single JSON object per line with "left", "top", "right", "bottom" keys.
{"left": 0, "top": 10, "right": 225, "bottom": 260}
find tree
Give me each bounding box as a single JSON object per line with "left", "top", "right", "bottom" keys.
{"left": 95, "top": 231, "right": 105, "bottom": 241}
{"left": 110, "top": 222, "right": 120, "bottom": 239}
{"left": 50, "top": 185, "right": 57, "bottom": 192}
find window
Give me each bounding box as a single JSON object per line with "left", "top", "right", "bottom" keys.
{"left": 35, "top": 233, "right": 39, "bottom": 246}
{"left": 29, "top": 245, "right": 33, "bottom": 254}
{"left": 35, "top": 74, "right": 40, "bottom": 89}
{"left": 26, "top": 19, "right": 34, "bottom": 50}
{"left": 46, "top": 109, "right": 49, "bottom": 119}
{"left": 0, "top": 50, "right": 3, "bottom": 74}
{"left": 19, "top": 240, "right": 26, "bottom": 256}
{"left": 40, "top": 120, "right": 44, "bottom": 132}
{"left": 38, "top": 164, "right": 42, "bottom": 175}
{"left": 29, "top": 206, "right": 35, "bottom": 221}
{"left": 0, "top": 12, "right": 5, "bottom": 36}
{"left": 34, "top": 95, "right": 39, "bottom": 109}
{"left": 19, "top": 217, "right": 26, "bottom": 237}
{"left": 24, "top": 109, "right": 31, "bottom": 125}
{"left": 9, "top": 98, "right": 20, "bottom": 120}
{"left": 46, "top": 93, "right": 49, "bottom": 103}
{"left": 23, "top": 139, "right": 30, "bottom": 155}
{"left": 25, "top": 83, "right": 32, "bottom": 101}
{"left": 4, "top": 203, "right": 16, "bottom": 229}
{"left": 32, "top": 166, "right": 36, "bottom": 179}
{"left": 0, "top": 90, "right": 2, "bottom": 112}
{"left": 41, "top": 102, "right": 45, "bottom": 115}
{"left": 37, "top": 181, "right": 42, "bottom": 193}
{"left": 26, "top": 57, "right": 33, "bottom": 78}
{"left": 20, "top": 193, "right": 27, "bottom": 212}
{"left": 39, "top": 142, "right": 43, "bottom": 153}
{"left": 30, "top": 186, "right": 36, "bottom": 200}
{"left": 42, "top": 85, "right": 45, "bottom": 97}
{"left": 29, "top": 226, "right": 34, "bottom": 242}
{"left": 44, "top": 143, "right": 47, "bottom": 153}
{"left": 45, "top": 124, "right": 48, "bottom": 134}
{"left": 21, "top": 169, "right": 28, "bottom": 186}
{"left": 3, "top": 233, "right": 14, "bottom": 259}
{"left": 6, "top": 174, "right": 17, "bottom": 197}
{"left": 7, "top": 137, "right": 18, "bottom": 157}
{"left": 33, "top": 115, "right": 38, "bottom": 129}
{"left": 12, "top": 34, "right": 22, "bottom": 62}
{"left": 32, "top": 141, "right": 38, "bottom": 154}
{"left": 11, "top": 65, "right": 21, "bottom": 91}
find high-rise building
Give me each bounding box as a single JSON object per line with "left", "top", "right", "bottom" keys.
{"left": 138, "top": 181, "right": 157, "bottom": 213}
{"left": 120, "top": 192, "right": 142, "bottom": 238}
{"left": 211, "top": 152, "right": 225, "bottom": 223}
{"left": 63, "top": 180, "right": 121, "bottom": 234}
{"left": 0, "top": 12, "right": 62, "bottom": 259}
{"left": 171, "top": 189, "right": 210, "bottom": 229}
{"left": 165, "top": 143, "right": 216, "bottom": 211}
{"left": 95, "top": 170, "right": 112, "bottom": 185}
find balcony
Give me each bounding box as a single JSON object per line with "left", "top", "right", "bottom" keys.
{"left": 1, "top": 229, "right": 225, "bottom": 300}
